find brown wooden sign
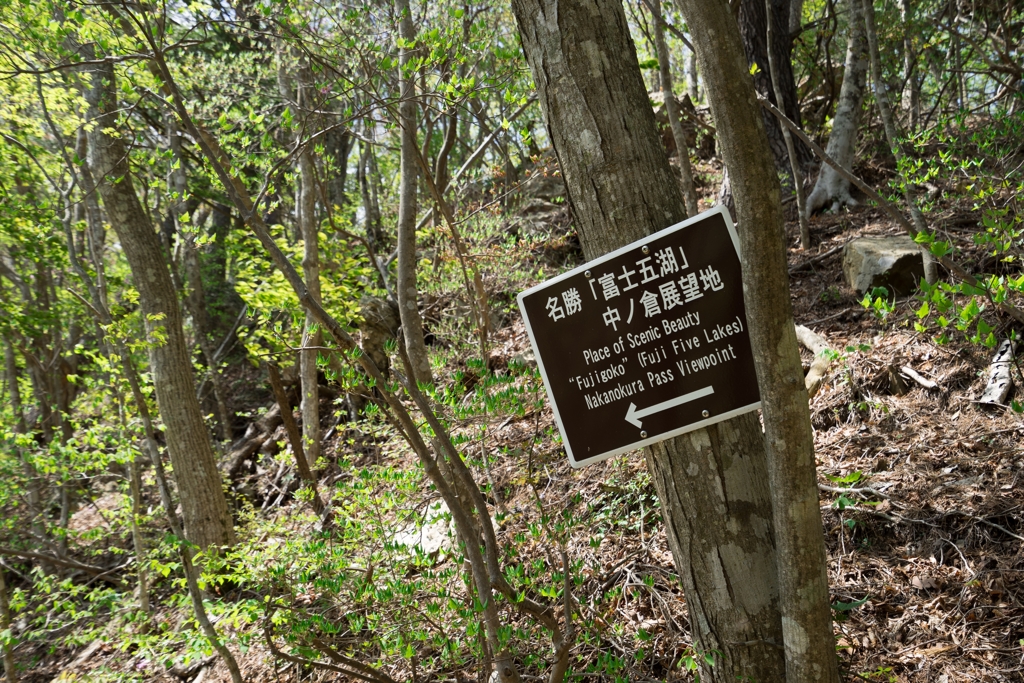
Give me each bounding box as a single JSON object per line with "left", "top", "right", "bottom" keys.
{"left": 518, "top": 207, "right": 761, "bottom": 468}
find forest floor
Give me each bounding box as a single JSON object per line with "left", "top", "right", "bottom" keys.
{"left": 21, "top": 158, "right": 1024, "bottom": 683}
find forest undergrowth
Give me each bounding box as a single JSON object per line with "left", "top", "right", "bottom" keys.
{"left": 7, "top": 141, "right": 1022, "bottom": 683}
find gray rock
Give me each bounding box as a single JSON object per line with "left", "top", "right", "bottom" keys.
{"left": 512, "top": 347, "right": 536, "bottom": 368}
{"left": 392, "top": 501, "right": 454, "bottom": 556}
{"left": 842, "top": 236, "right": 925, "bottom": 295}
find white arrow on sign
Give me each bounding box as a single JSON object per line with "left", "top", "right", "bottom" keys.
{"left": 625, "top": 385, "right": 715, "bottom": 428}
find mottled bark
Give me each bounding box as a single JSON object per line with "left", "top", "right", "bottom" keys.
{"left": 396, "top": 0, "right": 433, "bottom": 385}
{"left": 806, "top": 0, "right": 868, "bottom": 216}
{"left": 674, "top": 0, "right": 839, "bottom": 679}
{"left": 85, "top": 61, "right": 234, "bottom": 550}
{"left": 652, "top": 0, "right": 699, "bottom": 216}
{"left": 509, "top": 1, "right": 786, "bottom": 680}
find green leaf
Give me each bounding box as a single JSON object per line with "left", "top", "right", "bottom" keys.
{"left": 832, "top": 595, "right": 869, "bottom": 611}
{"left": 825, "top": 470, "right": 863, "bottom": 485}
{"left": 831, "top": 495, "right": 854, "bottom": 511}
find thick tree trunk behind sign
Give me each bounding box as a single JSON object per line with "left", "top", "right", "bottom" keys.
{"left": 510, "top": 1, "right": 786, "bottom": 681}
{"left": 671, "top": 0, "right": 840, "bottom": 680}
{"left": 85, "top": 62, "right": 235, "bottom": 550}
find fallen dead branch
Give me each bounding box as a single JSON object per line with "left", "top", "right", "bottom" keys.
{"left": 789, "top": 240, "right": 849, "bottom": 273}
{"left": 976, "top": 339, "right": 1017, "bottom": 406}
{"left": 796, "top": 325, "right": 834, "bottom": 398}
{"left": 224, "top": 403, "right": 282, "bottom": 479}
{"left": 900, "top": 365, "right": 939, "bottom": 390}
{"left": 0, "top": 546, "right": 126, "bottom": 587}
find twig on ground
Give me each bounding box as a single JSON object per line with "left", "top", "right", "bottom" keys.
{"left": 789, "top": 240, "right": 850, "bottom": 273}
{"left": 900, "top": 366, "right": 939, "bottom": 390}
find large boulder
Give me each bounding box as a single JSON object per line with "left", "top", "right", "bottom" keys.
{"left": 843, "top": 236, "right": 925, "bottom": 295}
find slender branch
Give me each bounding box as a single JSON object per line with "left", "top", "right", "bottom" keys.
{"left": 0, "top": 546, "right": 126, "bottom": 586}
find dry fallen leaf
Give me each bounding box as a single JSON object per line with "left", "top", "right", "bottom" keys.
{"left": 912, "top": 575, "right": 939, "bottom": 590}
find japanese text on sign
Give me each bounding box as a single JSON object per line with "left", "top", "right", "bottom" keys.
{"left": 518, "top": 206, "right": 761, "bottom": 468}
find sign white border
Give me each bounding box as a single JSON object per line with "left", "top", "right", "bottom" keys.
{"left": 516, "top": 205, "right": 762, "bottom": 468}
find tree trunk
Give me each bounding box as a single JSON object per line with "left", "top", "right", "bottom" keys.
{"left": 766, "top": 0, "right": 812, "bottom": 248}
{"left": 652, "top": 0, "right": 700, "bottom": 216}
{"left": 805, "top": 0, "right": 868, "bottom": 216}
{"left": 298, "top": 71, "right": 322, "bottom": 472}
{"left": 4, "top": 339, "right": 44, "bottom": 547}
{"left": 396, "top": 0, "right": 433, "bottom": 386}
{"left": 510, "top": 2, "right": 786, "bottom": 681}
{"left": 358, "top": 139, "right": 386, "bottom": 252}
{"left": 687, "top": 48, "right": 699, "bottom": 103}
{"left": 85, "top": 61, "right": 235, "bottom": 550}
{"left": 789, "top": 0, "right": 804, "bottom": 34}
{"left": 861, "top": 0, "right": 937, "bottom": 284}
{"left": 202, "top": 203, "right": 245, "bottom": 342}
{"left": 267, "top": 363, "right": 329, "bottom": 518}
{"left": 738, "top": 0, "right": 811, "bottom": 169}
{"left": 897, "top": 0, "right": 920, "bottom": 129}
{"left": 674, "top": 0, "right": 840, "bottom": 679}
{"left": 324, "top": 127, "right": 353, "bottom": 209}
{"left": 0, "top": 567, "right": 16, "bottom": 683}
{"left": 169, "top": 115, "right": 232, "bottom": 442}
{"left": 115, "top": 391, "right": 151, "bottom": 616}
{"left": 948, "top": 0, "right": 963, "bottom": 110}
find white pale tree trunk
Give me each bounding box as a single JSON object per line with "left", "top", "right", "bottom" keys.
{"left": 805, "top": 0, "right": 869, "bottom": 216}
